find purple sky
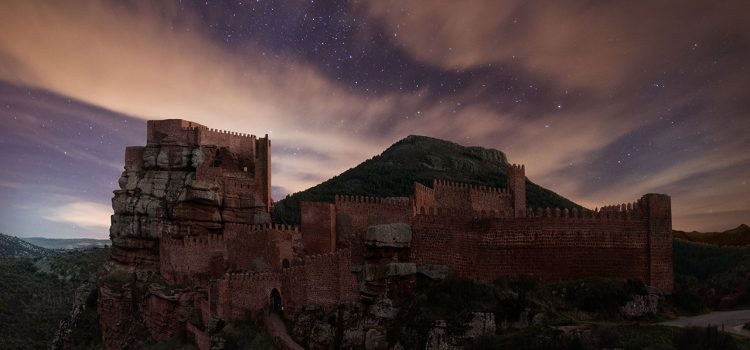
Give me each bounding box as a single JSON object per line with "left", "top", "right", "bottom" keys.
{"left": 0, "top": 1, "right": 748, "bottom": 238}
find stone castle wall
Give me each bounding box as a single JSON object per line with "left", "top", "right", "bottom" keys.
{"left": 216, "top": 248, "right": 358, "bottom": 321}
{"left": 101, "top": 119, "right": 674, "bottom": 350}
{"left": 333, "top": 195, "right": 412, "bottom": 246}
{"left": 159, "top": 223, "right": 300, "bottom": 286}
{"left": 411, "top": 211, "right": 647, "bottom": 282}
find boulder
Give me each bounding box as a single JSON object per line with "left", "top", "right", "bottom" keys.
{"left": 364, "top": 263, "right": 417, "bottom": 281}
{"left": 464, "top": 312, "right": 495, "bottom": 338}
{"left": 417, "top": 264, "right": 450, "bottom": 280}
{"left": 365, "top": 329, "right": 388, "bottom": 350}
{"left": 365, "top": 223, "right": 412, "bottom": 248}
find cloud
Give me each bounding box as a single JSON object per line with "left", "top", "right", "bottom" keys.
{"left": 44, "top": 201, "right": 112, "bottom": 229}
{"left": 355, "top": 0, "right": 749, "bottom": 91}
{"left": 0, "top": 1, "right": 459, "bottom": 194}
{"left": 0, "top": 1, "right": 748, "bottom": 232}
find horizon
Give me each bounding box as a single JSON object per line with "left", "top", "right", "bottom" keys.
{"left": 1, "top": 1, "right": 748, "bottom": 238}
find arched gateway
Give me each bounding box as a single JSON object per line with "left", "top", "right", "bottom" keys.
{"left": 270, "top": 288, "right": 283, "bottom": 313}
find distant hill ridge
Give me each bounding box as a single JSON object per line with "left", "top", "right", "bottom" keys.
{"left": 673, "top": 224, "right": 750, "bottom": 246}
{"left": 273, "top": 135, "right": 581, "bottom": 224}
{"left": 22, "top": 237, "right": 111, "bottom": 250}
{"left": 0, "top": 233, "right": 54, "bottom": 257}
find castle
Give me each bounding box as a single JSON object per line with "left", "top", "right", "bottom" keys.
{"left": 99, "top": 119, "right": 673, "bottom": 350}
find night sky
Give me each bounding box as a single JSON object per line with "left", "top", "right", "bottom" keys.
{"left": 0, "top": 1, "right": 748, "bottom": 238}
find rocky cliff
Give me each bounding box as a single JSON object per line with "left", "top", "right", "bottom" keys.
{"left": 99, "top": 140, "right": 268, "bottom": 349}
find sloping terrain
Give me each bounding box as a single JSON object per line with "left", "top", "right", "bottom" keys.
{"left": 0, "top": 244, "right": 109, "bottom": 349}
{"left": 22, "top": 237, "right": 111, "bottom": 250}
{"left": 273, "top": 135, "right": 581, "bottom": 224}
{"left": 674, "top": 224, "right": 750, "bottom": 246}
{"left": 0, "top": 233, "right": 54, "bottom": 257}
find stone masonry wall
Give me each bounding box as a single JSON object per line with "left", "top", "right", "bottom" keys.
{"left": 409, "top": 194, "right": 673, "bottom": 291}
{"left": 160, "top": 224, "right": 299, "bottom": 286}
{"left": 301, "top": 201, "right": 336, "bottom": 255}
{"left": 431, "top": 180, "right": 513, "bottom": 214}
{"left": 218, "top": 272, "right": 281, "bottom": 321}
{"left": 216, "top": 249, "right": 358, "bottom": 320}
{"left": 334, "top": 195, "right": 412, "bottom": 245}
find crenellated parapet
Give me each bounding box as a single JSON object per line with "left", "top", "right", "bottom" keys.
{"left": 523, "top": 205, "right": 645, "bottom": 221}
{"left": 223, "top": 271, "right": 281, "bottom": 282}
{"left": 300, "top": 247, "right": 352, "bottom": 265}
{"left": 414, "top": 206, "right": 503, "bottom": 218}
{"left": 414, "top": 175, "right": 518, "bottom": 217}
{"left": 148, "top": 119, "right": 261, "bottom": 148}
{"left": 335, "top": 195, "right": 411, "bottom": 206}
{"left": 225, "top": 222, "right": 300, "bottom": 234}
{"left": 432, "top": 179, "right": 511, "bottom": 194}
{"left": 199, "top": 127, "right": 257, "bottom": 139}
{"left": 160, "top": 233, "right": 224, "bottom": 248}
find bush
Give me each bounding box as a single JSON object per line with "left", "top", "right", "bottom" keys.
{"left": 562, "top": 278, "right": 647, "bottom": 318}
{"left": 673, "top": 326, "right": 738, "bottom": 350}
{"left": 217, "top": 320, "right": 275, "bottom": 350}
{"left": 667, "top": 287, "right": 704, "bottom": 314}
{"left": 0, "top": 247, "right": 110, "bottom": 349}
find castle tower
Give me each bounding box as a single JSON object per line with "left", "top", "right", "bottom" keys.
{"left": 507, "top": 164, "right": 526, "bottom": 218}
{"left": 255, "top": 135, "right": 272, "bottom": 211}
{"left": 644, "top": 193, "right": 674, "bottom": 292}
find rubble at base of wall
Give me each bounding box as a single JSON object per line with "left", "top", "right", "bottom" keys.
{"left": 620, "top": 292, "right": 660, "bottom": 318}
{"left": 426, "top": 312, "right": 496, "bottom": 350}
{"left": 417, "top": 264, "right": 450, "bottom": 280}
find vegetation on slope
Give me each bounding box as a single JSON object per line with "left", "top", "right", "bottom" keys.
{"left": 668, "top": 239, "right": 750, "bottom": 313}
{"left": 673, "top": 224, "right": 750, "bottom": 246}
{"left": 470, "top": 324, "right": 747, "bottom": 350}
{"left": 0, "top": 232, "right": 55, "bottom": 257}
{"left": 0, "top": 245, "right": 110, "bottom": 349}
{"left": 393, "top": 277, "right": 750, "bottom": 350}
{"left": 273, "top": 135, "right": 581, "bottom": 224}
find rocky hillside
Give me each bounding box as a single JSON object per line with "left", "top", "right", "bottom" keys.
{"left": 674, "top": 224, "right": 750, "bottom": 246}
{"left": 0, "top": 246, "right": 110, "bottom": 349}
{"left": 0, "top": 233, "right": 54, "bottom": 257}
{"left": 273, "top": 135, "right": 581, "bottom": 224}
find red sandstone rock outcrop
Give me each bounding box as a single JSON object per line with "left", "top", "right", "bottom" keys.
{"left": 99, "top": 120, "right": 272, "bottom": 349}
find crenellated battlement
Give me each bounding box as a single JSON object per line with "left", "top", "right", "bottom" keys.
{"left": 161, "top": 234, "right": 225, "bottom": 247}
{"left": 225, "top": 222, "right": 299, "bottom": 233}
{"left": 507, "top": 163, "right": 525, "bottom": 173}
{"left": 301, "top": 248, "right": 352, "bottom": 264}
{"left": 432, "top": 179, "right": 511, "bottom": 194}
{"left": 523, "top": 205, "right": 644, "bottom": 221}
{"left": 335, "top": 195, "right": 411, "bottom": 205}
{"left": 223, "top": 271, "right": 281, "bottom": 282}
{"left": 411, "top": 195, "right": 653, "bottom": 223}
{"left": 147, "top": 119, "right": 266, "bottom": 156}
{"left": 188, "top": 126, "right": 257, "bottom": 139}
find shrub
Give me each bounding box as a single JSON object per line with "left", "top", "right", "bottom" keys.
{"left": 673, "top": 326, "right": 738, "bottom": 350}
{"left": 563, "top": 278, "right": 647, "bottom": 318}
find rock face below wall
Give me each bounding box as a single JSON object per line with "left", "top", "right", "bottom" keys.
{"left": 99, "top": 142, "right": 268, "bottom": 349}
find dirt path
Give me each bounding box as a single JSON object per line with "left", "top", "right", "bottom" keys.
{"left": 264, "top": 312, "right": 305, "bottom": 350}
{"left": 661, "top": 309, "right": 750, "bottom": 338}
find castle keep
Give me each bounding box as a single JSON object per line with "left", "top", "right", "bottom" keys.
{"left": 99, "top": 119, "right": 673, "bottom": 350}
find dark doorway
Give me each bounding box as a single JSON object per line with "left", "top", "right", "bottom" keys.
{"left": 270, "top": 288, "right": 282, "bottom": 313}
{"left": 282, "top": 259, "right": 290, "bottom": 269}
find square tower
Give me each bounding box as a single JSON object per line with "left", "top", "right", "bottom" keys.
{"left": 507, "top": 164, "right": 526, "bottom": 218}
